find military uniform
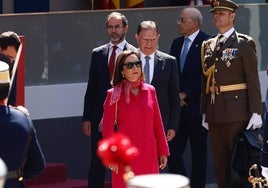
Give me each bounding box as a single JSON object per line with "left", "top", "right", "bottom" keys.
{"left": 201, "top": 31, "right": 262, "bottom": 123}
{"left": 201, "top": 0, "right": 262, "bottom": 187}
{"left": 0, "top": 61, "right": 45, "bottom": 188}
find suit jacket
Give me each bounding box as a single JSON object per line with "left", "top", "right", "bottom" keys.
{"left": 150, "top": 50, "right": 180, "bottom": 131}
{"left": 170, "top": 31, "right": 209, "bottom": 118}
{"left": 0, "top": 106, "right": 45, "bottom": 188}
{"left": 82, "top": 42, "right": 136, "bottom": 131}
{"left": 201, "top": 31, "right": 262, "bottom": 123}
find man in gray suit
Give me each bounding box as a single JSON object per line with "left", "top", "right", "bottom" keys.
{"left": 135, "top": 20, "right": 180, "bottom": 167}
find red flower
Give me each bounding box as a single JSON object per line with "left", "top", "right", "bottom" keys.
{"left": 97, "top": 132, "right": 139, "bottom": 167}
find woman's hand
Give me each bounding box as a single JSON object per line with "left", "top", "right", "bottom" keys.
{"left": 159, "top": 156, "right": 167, "bottom": 169}
{"left": 108, "top": 164, "right": 119, "bottom": 174}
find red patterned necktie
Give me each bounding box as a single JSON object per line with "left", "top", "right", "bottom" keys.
{"left": 109, "top": 46, "right": 118, "bottom": 78}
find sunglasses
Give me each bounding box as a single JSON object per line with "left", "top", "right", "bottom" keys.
{"left": 123, "top": 61, "right": 142, "bottom": 69}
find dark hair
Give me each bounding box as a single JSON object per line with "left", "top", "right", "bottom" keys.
{"left": 136, "top": 20, "right": 160, "bottom": 35}
{"left": 0, "top": 84, "right": 10, "bottom": 100}
{"left": 112, "top": 50, "right": 144, "bottom": 86}
{"left": 0, "top": 31, "right": 21, "bottom": 51}
{"left": 105, "top": 12, "right": 128, "bottom": 27}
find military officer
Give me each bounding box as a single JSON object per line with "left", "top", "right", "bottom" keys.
{"left": 201, "top": 0, "right": 262, "bottom": 187}
{"left": 0, "top": 61, "right": 45, "bottom": 188}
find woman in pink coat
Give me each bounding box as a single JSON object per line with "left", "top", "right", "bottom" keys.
{"left": 102, "top": 50, "right": 169, "bottom": 188}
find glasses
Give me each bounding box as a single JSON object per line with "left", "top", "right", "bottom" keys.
{"left": 123, "top": 61, "right": 142, "bottom": 69}
{"left": 177, "top": 18, "right": 194, "bottom": 24}
{"left": 106, "top": 25, "right": 124, "bottom": 31}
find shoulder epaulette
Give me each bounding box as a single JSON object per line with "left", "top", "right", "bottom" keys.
{"left": 237, "top": 33, "right": 252, "bottom": 41}
{"left": 204, "top": 35, "right": 217, "bottom": 42}
{"left": 15, "top": 106, "right": 30, "bottom": 116}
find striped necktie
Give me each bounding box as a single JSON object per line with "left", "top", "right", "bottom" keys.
{"left": 216, "top": 35, "right": 225, "bottom": 52}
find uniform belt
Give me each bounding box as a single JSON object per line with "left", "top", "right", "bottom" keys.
{"left": 219, "top": 83, "right": 247, "bottom": 92}
{"left": 6, "top": 170, "right": 23, "bottom": 181}
{"left": 210, "top": 83, "right": 247, "bottom": 94}
{"left": 6, "top": 170, "right": 18, "bottom": 180}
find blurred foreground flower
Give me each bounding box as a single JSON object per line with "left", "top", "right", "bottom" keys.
{"left": 97, "top": 132, "right": 139, "bottom": 180}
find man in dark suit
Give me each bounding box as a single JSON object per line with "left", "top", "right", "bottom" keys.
{"left": 135, "top": 20, "right": 180, "bottom": 166}
{"left": 201, "top": 1, "right": 262, "bottom": 187}
{"left": 82, "top": 12, "right": 136, "bottom": 188}
{"left": 0, "top": 31, "right": 21, "bottom": 106}
{"left": 0, "top": 61, "right": 45, "bottom": 188}
{"left": 169, "top": 7, "right": 209, "bottom": 188}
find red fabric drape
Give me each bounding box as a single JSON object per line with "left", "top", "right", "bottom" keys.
{"left": 93, "top": 0, "right": 108, "bottom": 9}
{"left": 109, "top": 0, "right": 120, "bottom": 9}
{"left": 17, "top": 36, "right": 25, "bottom": 106}
{"left": 93, "top": 0, "right": 120, "bottom": 9}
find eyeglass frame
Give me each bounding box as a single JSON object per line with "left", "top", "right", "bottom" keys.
{"left": 123, "top": 61, "right": 142, "bottom": 69}
{"left": 106, "top": 25, "right": 124, "bottom": 31}
{"left": 177, "top": 18, "right": 196, "bottom": 24}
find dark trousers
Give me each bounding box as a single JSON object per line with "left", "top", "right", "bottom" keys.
{"left": 88, "top": 131, "right": 105, "bottom": 188}
{"left": 168, "top": 115, "right": 208, "bottom": 188}
{"left": 209, "top": 121, "right": 248, "bottom": 188}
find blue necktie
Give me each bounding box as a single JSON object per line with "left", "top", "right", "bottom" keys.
{"left": 144, "top": 56, "right": 150, "bottom": 84}
{"left": 180, "top": 37, "right": 190, "bottom": 72}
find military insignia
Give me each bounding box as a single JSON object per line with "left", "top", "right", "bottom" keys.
{"left": 221, "top": 48, "right": 238, "bottom": 63}
{"left": 204, "top": 41, "right": 213, "bottom": 57}
{"left": 16, "top": 106, "right": 30, "bottom": 116}
{"left": 226, "top": 61, "right": 231, "bottom": 67}
{"left": 211, "top": 0, "right": 220, "bottom": 7}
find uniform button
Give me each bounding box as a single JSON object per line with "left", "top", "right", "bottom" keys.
{"left": 266, "top": 140, "right": 268, "bottom": 144}
{"left": 215, "top": 69, "right": 218, "bottom": 72}
{"left": 216, "top": 58, "right": 219, "bottom": 61}
{"left": 235, "top": 96, "right": 238, "bottom": 99}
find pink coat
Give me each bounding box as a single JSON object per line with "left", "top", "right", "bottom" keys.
{"left": 102, "top": 83, "right": 169, "bottom": 188}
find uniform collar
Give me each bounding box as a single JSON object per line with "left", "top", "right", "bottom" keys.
{"left": 218, "top": 27, "right": 235, "bottom": 39}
